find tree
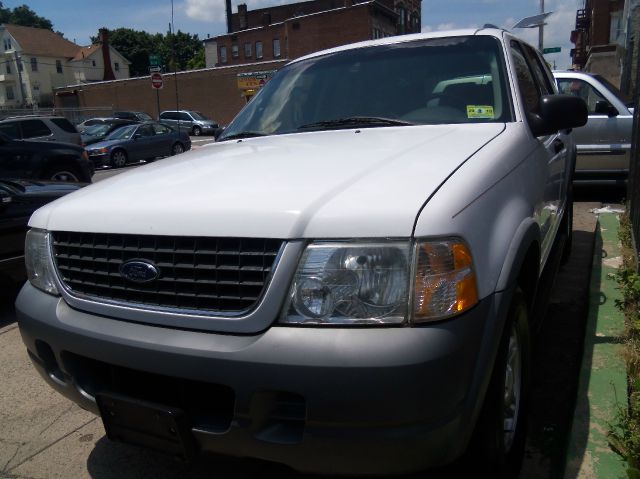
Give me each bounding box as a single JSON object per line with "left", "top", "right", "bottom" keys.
{"left": 187, "top": 49, "right": 206, "bottom": 70}
{"left": 162, "top": 30, "right": 203, "bottom": 72}
{"left": 2, "top": 4, "right": 54, "bottom": 30}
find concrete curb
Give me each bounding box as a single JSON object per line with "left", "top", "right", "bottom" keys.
{"left": 564, "top": 212, "right": 628, "bottom": 478}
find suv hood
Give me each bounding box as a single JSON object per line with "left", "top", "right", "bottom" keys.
{"left": 31, "top": 124, "right": 505, "bottom": 238}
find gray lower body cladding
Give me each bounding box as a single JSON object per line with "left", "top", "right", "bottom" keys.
{"left": 15, "top": 283, "right": 511, "bottom": 475}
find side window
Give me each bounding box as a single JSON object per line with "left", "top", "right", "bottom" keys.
{"left": 50, "top": 118, "right": 77, "bottom": 133}
{"left": 0, "top": 122, "right": 19, "bottom": 139}
{"left": 153, "top": 124, "right": 171, "bottom": 135}
{"left": 21, "top": 119, "right": 51, "bottom": 138}
{"left": 557, "top": 78, "right": 608, "bottom": 114}
{"left": 510, "top": 41, "right": 540, "bottom": 115}
{"left": 522, "top": 44, "right": 554, "bottom": 95}
{"left": 137, "top": 125, "right": 154, "bottom": 137}
{"left": 178, "top": 112, "right": 191, "bottom": 121}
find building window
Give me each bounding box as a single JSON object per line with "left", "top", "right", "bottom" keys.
{"left": 17, "top": 59, "right": 22, "bottom": 72}
{"left": 92, "top": 60, "right": 96, "bottom": 67}
{"left": 610, "top": 11, "right": 623, "bottom": 44}
{"left": 56, "top": 60, "right": 62, "bottom": 74}
{"left": 244, "top": 42, "right": 252, "bottom": 58}
{"left": 232, "top": 44, "right": 239, "bottom": 58}
{"left": 5, "top": 63, "right": 10, "bottom": 74}
{"left": 396, "top": 4, "right": 406, "bottom": 34}
{"left": 220, "top": 46, "right": 228, "bottom": 63}
{"left": 3, "top": 38, "right": 11, "bottom": 50}
{"left": 273, "top": 38, "right": 281, "bottom": 58}
{"left": 6, "top": 85, "right": 14, "bottom": 100}
{"left": 256, "top": 41, "right": 263, "bottom": 59}
{"left": 114, "top": 62, "right": 120, "bottom": 72}
{"left": 30, "top": 57, "right": 38, "bottom": 72}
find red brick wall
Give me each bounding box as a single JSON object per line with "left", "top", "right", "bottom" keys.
{"left": 55, "top": 61, "right": 288, "bottom": 126}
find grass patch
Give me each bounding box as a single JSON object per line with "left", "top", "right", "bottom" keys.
{"left": 610, "top": 211, "right": 640, "bottom": 477}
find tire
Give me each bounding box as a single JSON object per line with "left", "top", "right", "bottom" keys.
{"left": 469, "top": 288, "right": 531, "bottom": 478}
{"left": 171, "top": 143, "right": 185, "bottom": 155}
{"left": 192, "top": 126, "right": 202, "bottom": 136}
{"left": 45, "top": 165, "right": 82, "bottom": 182}
{"left": 560, "top": 180, "right": 573, "bottom": 264}
{"left": 110, "top": 149, "right": 128, "bottom": 168}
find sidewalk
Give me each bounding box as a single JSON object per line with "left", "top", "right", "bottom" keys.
{"left": 564, "top": 212, "right": 628, "bottom": 478}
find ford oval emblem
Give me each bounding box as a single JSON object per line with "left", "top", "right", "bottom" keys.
{"left": 119, "top": 260, "right": 160, "bottom": 283}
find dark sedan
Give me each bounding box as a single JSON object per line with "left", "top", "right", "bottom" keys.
{"left": 0, "top": 132, "right": 93, "bottom": 183}
{"left": 85, "top": 122, "right": 191, "bottom": 168}
{"left": 0, "top": 179, "right": 85, "bottom": 286}
{"left": 81, "top": 119, "right": 139, "bottom": 147}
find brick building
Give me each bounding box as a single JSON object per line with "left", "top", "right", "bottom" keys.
{"left": 205, "top": 0, "right": 421, "bottom": 69}
{"left": 570, "top": 0, "right": 626, "bottom": 86}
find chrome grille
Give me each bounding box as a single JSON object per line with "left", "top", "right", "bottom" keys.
{"left": 51, "top": 232, "right": 284, "bottom": 313}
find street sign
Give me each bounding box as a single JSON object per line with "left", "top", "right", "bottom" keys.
{"left": 149, "top": 66, "right": 161, "bottom": 73}
{"left": 149, "top": 54, "right": 161, "bottom": 67}
{"left": 543, "top": 47, "right": 561, "bottom": 54}
{"left": 151, "top": 72, "right": 163, "bottom": 90}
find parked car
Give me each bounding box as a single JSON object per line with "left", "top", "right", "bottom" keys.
{"left": 159, "top": 110, "right": 220, "bottom": 136}
{"left": 85, "top": 122, "right": 190, "bottom": 168}
{"left": 554, "top": 71, "right": 634, "bottom": 186}
{"left": 81, "top": 119, "right": 139, "bottom": 147}
{"left": 76, "top": 117, "right": 120, "bottom": 134}
{"left": 113, "top": 111, "right": 153, "bottom": 122}
{"left": 0, "top": 132, "right": 93, "bottom": 182}
{"left": 0, "top": 179, "right": 85, "bottom": 287}
{"left": 16, "top": 29, "right": 586, "bottom": 477}
{"left": 0, "top": 116, "right": 81, "bottom": 145}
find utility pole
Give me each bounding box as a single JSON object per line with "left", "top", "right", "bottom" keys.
{"left": 13, "top": 51, "right": 26, "bottom": 106}
{"left": 538, "top": 0, "right": 544, "bottom": 51}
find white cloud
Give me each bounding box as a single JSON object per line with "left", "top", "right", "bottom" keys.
{"left": 185, "top": 0, "right": 296, "bottom": 23}
{"left": 421, "top": 25, "right": 433, "bottom": 33}
{"left": 436, "top": 22, "right": 457, "bottom": 31}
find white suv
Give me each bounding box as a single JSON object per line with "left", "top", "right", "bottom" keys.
{"left": 17, "top": 29, "right": 586, "bottom": 477}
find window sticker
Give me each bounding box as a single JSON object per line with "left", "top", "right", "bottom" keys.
{"left": 467, "top": 105, "right": 494, "bottom": 119}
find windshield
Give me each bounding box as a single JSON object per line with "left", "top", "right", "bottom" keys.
{"left": 105, "top": 125, "right": 137, "bottom": 140}
{"left": 190, "top": 111, "right": 207, "bottom": 120}
{"left": 219, "top": 36, "right": 511, "bottom": 140}
{"left": 83, "top": 124, "right": 112, "bottom": 136}
{"left": 136, "top": 112, "right": 153, "bottom": 121}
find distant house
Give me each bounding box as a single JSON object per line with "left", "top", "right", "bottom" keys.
{"left": 0, "top": 24, "right": 130, "bottom": 107}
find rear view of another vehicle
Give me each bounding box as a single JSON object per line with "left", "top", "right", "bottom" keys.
{"left": 554, "top": 71, "right": 633, "bottom": 186}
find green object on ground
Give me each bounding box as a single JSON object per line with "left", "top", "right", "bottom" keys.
{"left": 564, "top": 213, "right": 627, "bottom": 478}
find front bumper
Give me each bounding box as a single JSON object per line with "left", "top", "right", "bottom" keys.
{"left": 87, "top": 153, "right": 110, "bottom": 168}
{"left": 16, "top": 283, "right": 512, "bottom": 475}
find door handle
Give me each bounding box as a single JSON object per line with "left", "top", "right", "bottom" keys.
{"left": 553, "top": 139, "right": 564, "bottom": 154}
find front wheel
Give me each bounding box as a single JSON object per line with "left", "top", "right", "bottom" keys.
{"left": 45, "top": 165, "right": 82, "bottom": 182}
{"left": 110, "top": 149, "right": 128, "bottom": 168}
{"left": 171, "top": 142, "right": 185, "bottom": 155}
{"left": 469, "top": 288, "right": 530, "bottom": 478}
{"left": 192, "top": 126, "right": 202, "bottom": 136}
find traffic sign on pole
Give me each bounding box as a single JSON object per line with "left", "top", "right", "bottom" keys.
{"left": 149, "top": 54, "right": 161, "bottom": 67}
{"left": 542, "top": 47, "right": 561, "bottom": 54}
{"left": 151, "top": 72, "right": 163, "bottom": 90}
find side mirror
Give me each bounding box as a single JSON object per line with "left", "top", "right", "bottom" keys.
{"left": 530, "top": 94, "right": 588, "bottom": 137}
{"left": 213, "top": 126, "right": 225, "bottom": 140}
{"left": 594, "top": 100, "right": 619, "bottom": 117}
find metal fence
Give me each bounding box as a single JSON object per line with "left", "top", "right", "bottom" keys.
{"left": 0, "top": 107, "right": 114, "bottom": 125}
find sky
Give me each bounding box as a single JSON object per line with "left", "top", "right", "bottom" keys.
{"left": 17, "top": 0, "right": 583, "bottom": 69}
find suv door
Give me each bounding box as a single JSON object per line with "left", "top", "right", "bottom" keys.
{"left": 0, "top": 135, "right": 36, "bottom": 178}
{"left": 556, "top": 76, "right": 632, "bottom": 178}
{"left": 510, "top": 40, "right": 568, "bottom": 267}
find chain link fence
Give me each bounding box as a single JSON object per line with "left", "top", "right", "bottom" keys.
{"left": 0, "top": 107, "right": 115, "bottom": 126}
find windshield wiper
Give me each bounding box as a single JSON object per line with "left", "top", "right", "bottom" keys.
{"left": 218, "top": 131, "right": 267, "bottom": 141}
{"left": 297, "top": 116, "right": 414, "bottom": 131}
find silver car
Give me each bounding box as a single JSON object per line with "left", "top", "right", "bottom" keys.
{"left": 0, "top": 115, "right": 81, "bottom": 145}
{"left": 554, "top": 71, "right": 634, "bottom": 186}
{"left": 159, "top": 110, "right": 219, "bottom": 136}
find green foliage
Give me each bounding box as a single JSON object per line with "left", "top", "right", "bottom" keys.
{"left": 0, "top": 4, "right": 54, "bottom": 30}
{"left": 91, "top": 28, "right": 204, "bottom": 77}
{"left": 612, "top": 211, "right": 640, "bottom": 476}
{"left": 187, "top": 48, "right": 206, "bottom": 70}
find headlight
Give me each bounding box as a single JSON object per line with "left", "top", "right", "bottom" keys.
{"left": 25, "top": 229, "right": 59, "bottom": 296}
{"left": 280, "top": 242, "right": 411, "bottom": 325}
{"left": 412, "top": 239, "right": 478, "bottom": 322}
{"left": 88, "top": 147, "right": 108, "bottom": 155}
{"left": 280, "top": 238, "right": 479, "bottom": 326}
